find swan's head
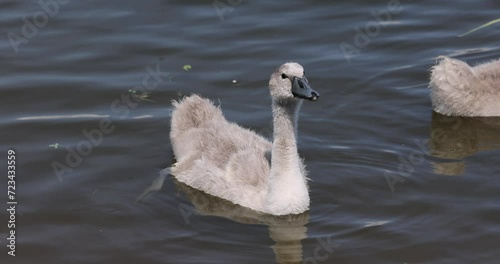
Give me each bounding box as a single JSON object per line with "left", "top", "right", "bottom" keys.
{"left": 269, "top": 62, "right": 319, "bottom": 102}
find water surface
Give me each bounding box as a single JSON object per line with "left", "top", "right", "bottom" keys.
{"left": 2, "top": 0, "right": 500, "bottom": 263}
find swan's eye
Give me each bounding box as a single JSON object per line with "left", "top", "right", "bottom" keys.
{"left": 281, "top": 73, "right": 288, "bottom": 79}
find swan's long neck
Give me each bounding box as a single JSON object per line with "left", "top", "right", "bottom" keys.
{"left": 271, "top": 99, "right": 302, "bottom": 166}
{"left": 267, "top": 99, "right": 309, "bottom": 215}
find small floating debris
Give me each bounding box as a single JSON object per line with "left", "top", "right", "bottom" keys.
{"left": 128, "top": 89, "right": 154, "bottom": 102}
{"left": 49, "top": 143, "right": 60, "bottom": 149}
{"left": 232, "top": 79, "right": 237, "bottom": 84}
{"left": 459, "top": 18, "right": 500, "bottom": 37}
{"left": 183, "top": 65, "right": 192, "bottom": 71}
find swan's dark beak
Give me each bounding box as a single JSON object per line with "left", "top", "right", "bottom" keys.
{"left": 292, "top": 76, "right": 319, "bottom": 101}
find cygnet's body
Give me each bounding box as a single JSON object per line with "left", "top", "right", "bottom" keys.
{"left": 430, "top": 56, "right": 500, "bottom": 116}
{"left": 169, "top": 62, "right": 319, "bottom": 216}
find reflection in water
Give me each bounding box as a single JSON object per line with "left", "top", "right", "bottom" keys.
{"left": 174, "top": 178, "right": 309, "bottom": 264}
{"left": 140, "top": 169, "right": 310, "bottom": 264}
{"left": 429, "top": 111, "right": 500, "bottom": 175}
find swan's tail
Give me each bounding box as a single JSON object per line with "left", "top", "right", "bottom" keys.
{"left": 170, "top": 94, "right": 225, "bottom": 139}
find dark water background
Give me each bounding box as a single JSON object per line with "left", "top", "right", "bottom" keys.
{"left": 1, "top": 0, "right": 500, "bottom": 263}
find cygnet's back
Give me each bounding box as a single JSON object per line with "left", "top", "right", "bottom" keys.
{"left": 430, "top": 56, "right": 500, "bottom": 116}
